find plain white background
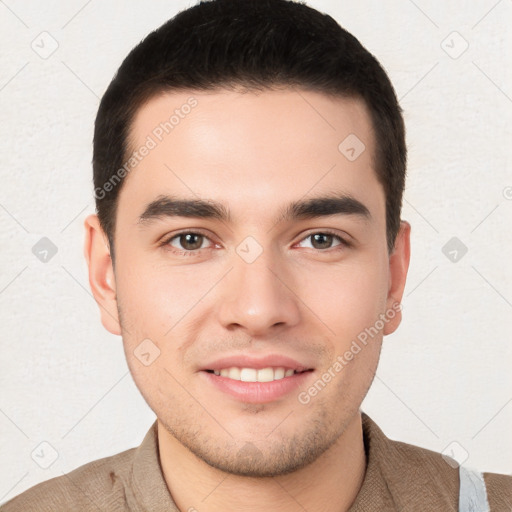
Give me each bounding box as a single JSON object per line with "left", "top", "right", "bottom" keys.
{"left": 1, "top": 0, "right": 511, "bottom": 503}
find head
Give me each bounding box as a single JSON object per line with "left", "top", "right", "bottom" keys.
{"left": 85, "top": 0, "right": 410, "bottom": 477}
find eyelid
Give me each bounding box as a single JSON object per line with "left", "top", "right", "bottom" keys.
{"left": 160, "top": 229, "right": 218, "bottom": 250}
{"left": 160, "top": 228, "right": 351, "bottom": 256}
{"left": 294, "top": 229, "right": 352, "bottom": 249}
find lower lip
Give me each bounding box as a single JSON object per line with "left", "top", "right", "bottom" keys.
{"left": 200, "top": 370, "right": 314, "bottom": 404}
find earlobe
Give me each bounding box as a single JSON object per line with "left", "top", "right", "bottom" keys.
{"left": 383, "top": 220, "right": 411, "bottom": 335}
{"left": 83, "top": 214, "right": 122, "bottom": 335}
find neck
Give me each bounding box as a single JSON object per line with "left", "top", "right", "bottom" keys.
{"left": 158, "top": 412, "right": 366, "bottom": 512}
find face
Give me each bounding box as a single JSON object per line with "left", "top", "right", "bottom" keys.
{"left": 85, "top": 88, "right": 410, "bottom": 477}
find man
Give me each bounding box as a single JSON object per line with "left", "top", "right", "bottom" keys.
{"left": 2, "top": 0, "right": 510, "bottom": 510}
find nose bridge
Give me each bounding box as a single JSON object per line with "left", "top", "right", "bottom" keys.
{"left": 216, "top": 241, "right": 300, "bottom": 334}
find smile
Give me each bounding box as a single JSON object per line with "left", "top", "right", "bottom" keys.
{"left": 206, "top": 367, "right": 310, "bottom": 382}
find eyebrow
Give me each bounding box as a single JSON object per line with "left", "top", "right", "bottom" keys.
{"left": 137, "top": 193, "right": 371, "bottom": 226}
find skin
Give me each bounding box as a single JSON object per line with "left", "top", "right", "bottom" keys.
{"left": 84, "top": 89, "right": 410, "bottom": 512}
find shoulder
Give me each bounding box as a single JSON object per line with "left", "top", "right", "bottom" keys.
{"left": 390, "top": 440, "right": 512, "bottom": 508}
{"left": 0, "top": 447, "right": 137, "bottom": 512}
{"left": 362, "top": 413, "right": 460, "bottom": 485}
{"left": 360, "top": 413, "right": 512, "bottom": 510}
{"left": 385, "top": 431, "right": 512, "bottom": 509}
{"left": 484, "top": 470, "right": 512, "bottom": 510}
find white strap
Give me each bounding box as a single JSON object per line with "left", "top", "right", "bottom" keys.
{"left": 459, "top": 466, "right": 490, "bottom": 512}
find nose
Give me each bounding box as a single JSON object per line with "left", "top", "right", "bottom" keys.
{"left": 216, "top": 247, "right": 301, "bottom": 336}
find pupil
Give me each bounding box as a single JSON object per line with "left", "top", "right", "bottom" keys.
{"left": 312, "top": 233, "right": 332, "bottom": 249}
{"left": 181, "top": 233, "right": 202, "bottom": 250}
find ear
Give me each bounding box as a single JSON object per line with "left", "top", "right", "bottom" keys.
{"left": 83, "top": 214, "right": 121, "bottom": 335}
{"left": 383, "top": 220, "right": 411, "bottom": 335}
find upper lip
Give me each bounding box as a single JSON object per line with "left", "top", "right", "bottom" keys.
{"left": 201, "top": 354, "right": 314, "bottom": 372}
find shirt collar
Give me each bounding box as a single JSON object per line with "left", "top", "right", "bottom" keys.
{"left": 129, "top": 412, "right": 436, "bottom": 511}
{"left": 131, "top": 420, "right": 179, "bottom": 511}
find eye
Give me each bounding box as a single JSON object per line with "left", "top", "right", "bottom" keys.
{"left": 296, "top": 231, "right": 349, "bottom": 251}
{"left": 164, "top": 232, "right": 214, "bottom": 253}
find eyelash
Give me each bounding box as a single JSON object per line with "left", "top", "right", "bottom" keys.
{"left": 159, "top": 229, "right": 351, "bottom": 257}
{"left": 158, "top": 230, "right": 211, "bottom": 257}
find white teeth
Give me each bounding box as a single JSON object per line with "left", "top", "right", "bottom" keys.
{"left": 257, "top": 367, "right": 274, "bottom": 382}
{"left": 274, "top": 367, "right": 285, "bottom": 380}
{"left": 211, "top": 366, "right": 299, "bottom": 382}
{"left": 227, "top": 367, "right": 241, "bottom": 380}
{"left": 240, "top": 368, "right": 257, "bottom": 382}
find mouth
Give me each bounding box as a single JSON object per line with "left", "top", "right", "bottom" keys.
{"left": 199, "top": 355, "right": 315, "bottom": 403}
{"left": 204, "top": 366, "right": 313, "bottom": 383}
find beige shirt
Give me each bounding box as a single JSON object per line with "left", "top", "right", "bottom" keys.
{"left": 1, "top": 413, "right": 511, "bottom": 511}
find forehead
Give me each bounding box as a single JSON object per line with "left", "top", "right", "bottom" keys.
{"left": 120, "top": 88, "right": 383, "bottom": 226}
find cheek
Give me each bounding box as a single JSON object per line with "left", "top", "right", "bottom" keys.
{"left": 114, "top": 261, "right": 194, "bottom": 407}
{"left": 114, "top": 256, "right": 213, "bottom": 386}
{"left": 114, "top": 252, "right": 206, "bottom": 336}
{"left": 300, "top": 258, "right": 389, "bottom": 342}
